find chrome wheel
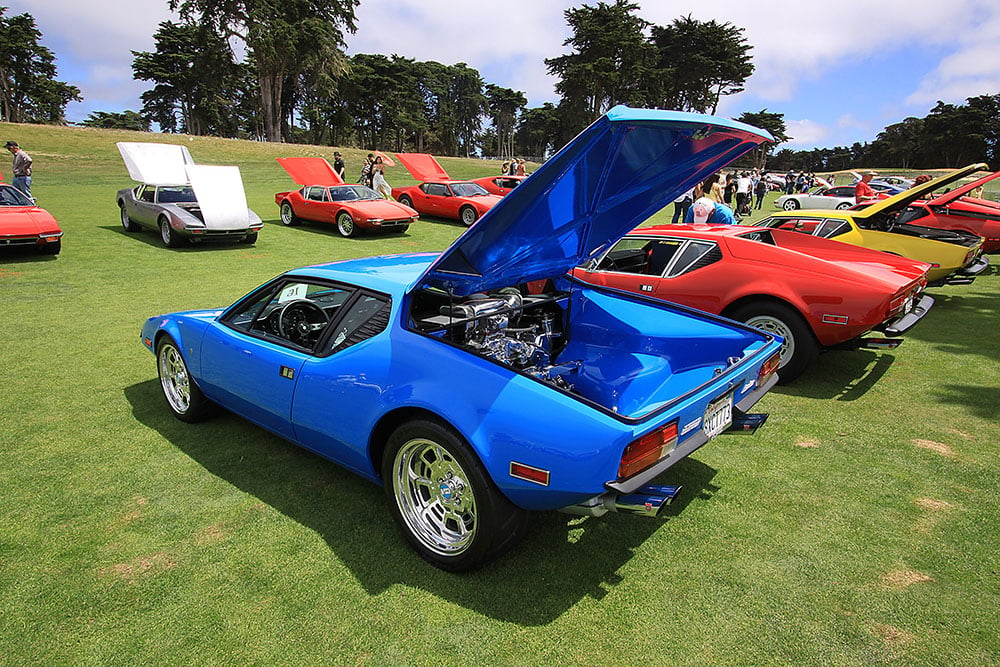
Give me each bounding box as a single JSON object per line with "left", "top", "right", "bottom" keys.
{"left": 280, "top": 201, "right": 298, "bottom": 226}
{"left": 744, "top": 314, "right": 795, "bottom": 369}
{"left": 158, "top": 341, "right": 191, "bottom": 414}
{"left": 782, "top": 199, "right": 799, "bottom": 211}
{"left": 337, "top": 211, "right": 356, "bottom": 237}
{"left": 460, "top": 206, "right": 478, "bottom": 227}
{"left": 391, "top": 436, "right": 478, "bottom": 556}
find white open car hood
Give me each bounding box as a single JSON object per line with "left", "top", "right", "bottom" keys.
{"left": 186, "top": 165, "right": 250, "bottom": 230}
{"left": 117, "top": 142, "right": 195, "bottom": 186}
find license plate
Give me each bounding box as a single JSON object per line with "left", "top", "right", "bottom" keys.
{"left": 703, "top": 392, "right": 733, "bottom": 438}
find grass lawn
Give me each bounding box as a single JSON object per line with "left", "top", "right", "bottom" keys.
{"left": 2, "top": 122, "right": 999, "bottom": 664}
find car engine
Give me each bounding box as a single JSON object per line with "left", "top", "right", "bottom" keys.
{"left": 414, "top": 289, "right": 580, "bottom": 391}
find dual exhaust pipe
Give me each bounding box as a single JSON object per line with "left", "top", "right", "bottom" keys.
{"left": 562, "top": 484, "right": 682, "bottom": 518}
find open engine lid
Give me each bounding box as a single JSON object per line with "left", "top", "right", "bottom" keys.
{"left": 276, "top": 157, "right": 345, "bottom": 186}
{"left": 414, "top": 105, "right": 773, "bottom": 297}
{"left": 926, "top": 168, "right": 1000, "bottom": 206}
{"left": 187, "top": 165, "right": 250, "bottom": 229}
{"left": 851, "top": 163, "right": 987, "bottom": 220}
{"left": 117, "top": 142, "right": 195, "bottom": 185}
{"left": 394, "top": 152, "right": 452, "bottom": 182}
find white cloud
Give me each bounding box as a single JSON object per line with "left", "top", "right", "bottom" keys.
{"left": 906, "top": 11, "right": 1000, "bottom": 105}
{"left": 784, "top": 119, "right": 830, "bottom": 148}
{"left": 13, "top": 0, "right": 1000, "bottom": 137}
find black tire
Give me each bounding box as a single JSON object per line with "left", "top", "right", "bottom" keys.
{"left": 242, "top": 231, "right": 258, "bottom": 244}
{"left": 398, "top": 194, "right": 413, "bottom": 208}
{"left": 39, "top": 239, "right": 61, "bottom": 255}
{"left": 280, "top": 201, "right": 300, "bottom": 226}
{"left": 156, "top": 336, "right": 214, "bottom": 423}
{"left": 336, "top": 211, "right": 357, "bottom": 238}
{"left": 382, "top": 419, "right": 529, "bottom": 571}
{"left": 782, "top": 199, "right": 800, "bottom": 211}
{"left": 729, "top": 301, "right": 819, "bottom": 384}
{"left": 119, "top": 203, "right": 141, "bottom": 232}
{"left": 835, "top": 202, "right": 852, "bottom": 210}
{"left": 159, "top": 217, "right": 183, "bottom": 248}
{"left": 459, "top": 206, "right": 479, "bottom": 227}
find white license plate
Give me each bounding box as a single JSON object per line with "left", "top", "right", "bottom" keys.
{"left": 703, "top": 392, "right": 733, "bottom": 438}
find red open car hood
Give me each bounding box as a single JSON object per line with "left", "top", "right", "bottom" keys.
{"left": 394, "top": 153, "right": 452, "bottom": 182}
{"left": 276, "top": 157, "right": 345, "bottom": 186}
{"left": 926, "top": 169, "right": 1000, "bottom": 207}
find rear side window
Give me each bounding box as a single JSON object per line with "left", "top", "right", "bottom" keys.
{"left": 667, "top": 241, "right": 720, "bottom": 277}
{"left": 322, "top": 294, "right": 390, "bottom": 355}
{"left": 816, "top": 219, "right": 851, "bottom": 238}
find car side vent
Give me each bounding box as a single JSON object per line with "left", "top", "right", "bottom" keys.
{"left": 689, "top": 246, "right": 722, "bottom": 271}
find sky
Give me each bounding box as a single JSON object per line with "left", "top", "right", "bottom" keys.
{"left": 14, "top": 0, "right": 1000, "bottom": 150}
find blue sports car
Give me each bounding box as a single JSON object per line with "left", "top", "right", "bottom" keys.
{"left": 141, "top": 106, "right": 784, "bottom": 570}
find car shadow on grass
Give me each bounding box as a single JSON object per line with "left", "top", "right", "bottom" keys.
{"left": 124, "top": 378, "right": 718, "bottom": 625}
{"left": 0, "top": 246, "right": 61, "bottom": 262}
{"left": 97, "top": 225, "right": 259, "bottom": 252}
{"left": 775, "top": 349, "right": 894, "bottom": 401}
{"left": 258, "top": 216, "right": 415, "bottom": 242}
{"left": 905, "top": 289, "right": 1000, "bottom": 363}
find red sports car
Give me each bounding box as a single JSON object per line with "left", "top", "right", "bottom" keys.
{"left": 392, "top": 153, "right": 502, "bottom": 226}
{"left": 275, "top": 157, "right": 418, "bottom": 237}
{"left": 474, "top": 174, "right": 526, "bottom": 196}
{"left": 571, "top": 224, "right": 934, "bottom": 382}
{"left": 895, "top": 169, "right": 1000, "bottom": 252}
{"left": 0, "top": 183, "right": 62, "bottom": 255}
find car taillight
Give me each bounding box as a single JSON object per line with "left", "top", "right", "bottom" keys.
{"left": 757, "top": 351, "right": 781, "bottom": 388}
{"left": 618, "top": 421, "right": 678, "bottom": 479}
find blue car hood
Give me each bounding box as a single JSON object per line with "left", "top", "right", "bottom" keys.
{"left": 416, "top": 105, "right": 772, "bottom": 296}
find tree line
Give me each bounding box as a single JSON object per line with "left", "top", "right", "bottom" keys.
{"left": 4, "top": 1, "right": 997, "bottom": 171}
{"left": 770, "top": 96, "right": 1000, "bottom": 171}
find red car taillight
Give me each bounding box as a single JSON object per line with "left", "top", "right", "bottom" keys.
{"left": 757, "top": 351, "right": 781, "bottom": 388}
{"left": 618, "top": 421, "right": 678, "bottom": 479}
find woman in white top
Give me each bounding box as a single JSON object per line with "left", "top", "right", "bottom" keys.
{"left": 372, "top": 156, "right": 392, "bottom": 199}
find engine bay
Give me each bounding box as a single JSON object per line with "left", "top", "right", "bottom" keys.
{"left": 410, "top": 286, "right": 581, "bottom": 392}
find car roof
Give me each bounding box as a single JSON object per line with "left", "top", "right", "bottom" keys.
{"left": 289, "top": 253, "right": 439, "bottom": 297}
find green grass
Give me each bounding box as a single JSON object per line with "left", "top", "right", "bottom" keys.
{"left": 2, "top": 122, "right": 999, "bottom": 664}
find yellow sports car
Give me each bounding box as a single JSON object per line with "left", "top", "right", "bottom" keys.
{"left": 753, "top": 164, "right": 989, "bottom": 285}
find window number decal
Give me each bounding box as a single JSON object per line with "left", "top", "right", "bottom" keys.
{"left": 278, "top": 284, "right": 307, "bottom": 303}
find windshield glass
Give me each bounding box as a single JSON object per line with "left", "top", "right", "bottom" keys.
{"left": 329, "top": 185, "right": 380, "bottom": 202}
{"left": 0, "top": 184, "right": 33, "bottom": 206}
{"left": 158, "top": 186, "right": 197, "bottom": 203}
{"left": 450, "top": 182, "right": 489, "bottom": 197}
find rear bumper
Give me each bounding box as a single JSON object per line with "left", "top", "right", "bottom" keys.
{"left": 602, "top": 372, "right": 778, "bottom": 496}
{"left": 879, "top": 294, "right": 935, "bottom": 336}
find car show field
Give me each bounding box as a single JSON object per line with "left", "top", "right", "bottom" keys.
{"left": 1, "top": 122, "right": 999, "bottom": 663}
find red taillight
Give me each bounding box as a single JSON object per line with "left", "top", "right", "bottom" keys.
{"left": 757, "top": 351, "right": 781, "bottom": 387}
{"left": 618, "top": 421, "right": 678, "bottom": 479}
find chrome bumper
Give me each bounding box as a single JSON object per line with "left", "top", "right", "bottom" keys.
{"left": 880, "top": 294, "right": 935, "bottom": 336}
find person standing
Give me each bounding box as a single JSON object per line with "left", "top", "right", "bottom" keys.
{"left": 736, "top": 171, "right": 752, "bottom": 216}
{"left": 754, "top": 175, "right": 769, "bottom": 210}
{"left": 855, "top": 170, "right": 878, "bottom": 204}
{"left": 371, "top": 156, "right": 392, "bottom": 199}
{"left": 6, "top": 141, "right": 32, "bottom": 199}
{"left": 671, "top": 187, "right": 694, "bottom": 223}
{"left": 333, "top": 151, "right": 345, "bottom": 180}
{"left": 359, "top": 153, "right": 374, "bottom": 188}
